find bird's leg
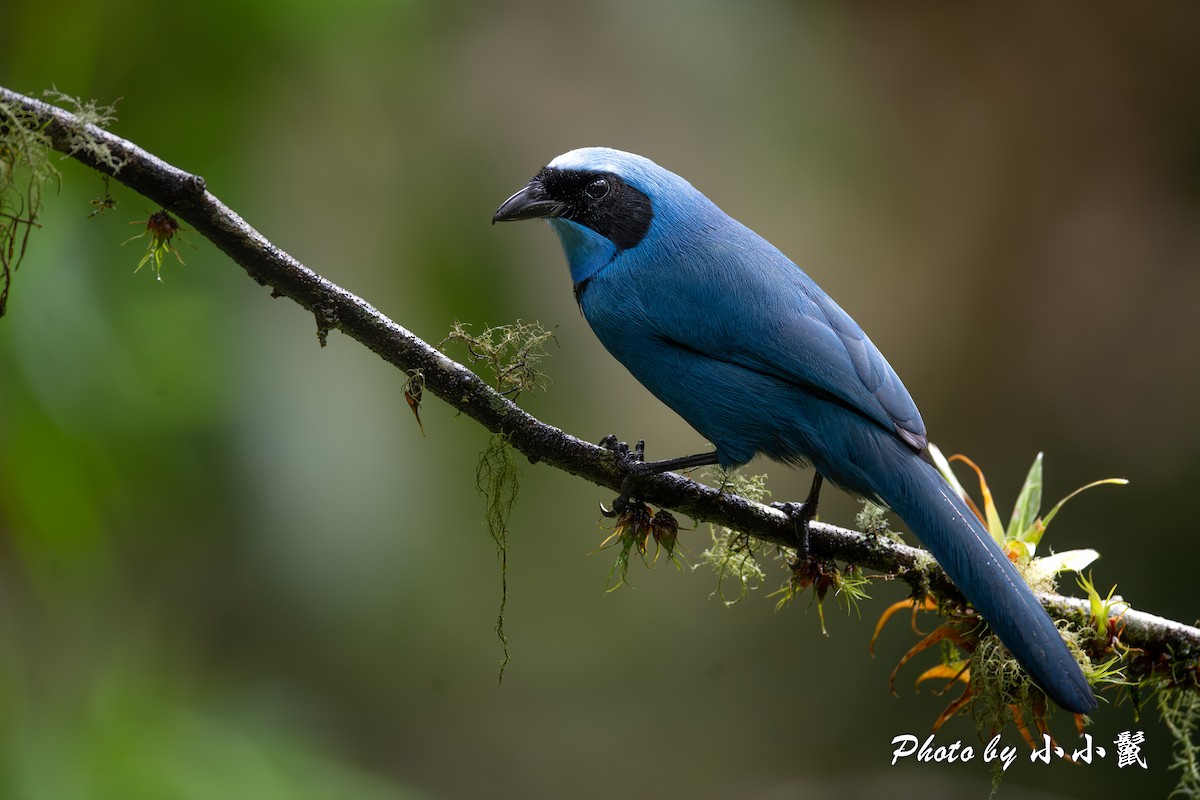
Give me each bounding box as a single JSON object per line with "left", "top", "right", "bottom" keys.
{"left": 771, "top": 472, "right": 824, "bottom": 555}
{"left": 598, "top": 434, "right": 719, "bottom": 517}
{"left": 641, "top": 451, "right": 722, "bottom": 473}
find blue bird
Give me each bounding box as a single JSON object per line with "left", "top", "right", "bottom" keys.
{"left": 492, "top": 147, "right": 1096, "bottom": 714}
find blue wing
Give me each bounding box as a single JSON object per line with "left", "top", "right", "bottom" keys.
{"left": 632, "top": 223, "right": 927, "bottom": 452}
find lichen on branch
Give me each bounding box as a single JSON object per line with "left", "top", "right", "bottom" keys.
{"left": 440, "top": 318, "right": 556, "bottom": 399}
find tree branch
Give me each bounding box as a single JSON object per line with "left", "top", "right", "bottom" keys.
{"left": 2, "top": 85, "right": 1196, "bottom": 687}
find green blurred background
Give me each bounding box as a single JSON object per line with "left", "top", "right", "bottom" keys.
{"left": 2, "top": 1, "right": 1199, "bottom": 797}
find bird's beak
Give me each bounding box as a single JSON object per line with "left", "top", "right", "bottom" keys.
{"left": 491, "top": 180, "right": 567, "bottom": 224}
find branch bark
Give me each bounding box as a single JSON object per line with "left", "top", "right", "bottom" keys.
{"left": 2, "top": 86, "right": 1196, "bottom": 686}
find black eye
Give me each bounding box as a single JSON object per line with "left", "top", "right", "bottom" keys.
{"left": 584, "top": 178, "right": 610, "bottom": 200}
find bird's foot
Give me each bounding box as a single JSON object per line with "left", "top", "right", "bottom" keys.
{"left": 598, "top": 435, "right": 650, "bottom": 518}
{"left": 770, "top": 473, "right": 824, "bottom": 556}
{"left": 770, "top": 499, "right": 818, "bottom": 556}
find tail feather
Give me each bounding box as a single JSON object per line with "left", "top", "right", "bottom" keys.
{"left": 880, "top": 450, "right": 1096, "bottom": 714}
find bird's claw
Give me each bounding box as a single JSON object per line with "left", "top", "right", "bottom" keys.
{"left": 601, "top": 472, "right": 648, "bottom": 519}
{"left": 600, "top": 434, "right": 646, "bottom": 468}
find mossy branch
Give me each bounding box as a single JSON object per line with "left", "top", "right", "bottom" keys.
{"left": 2, "top": 85, "right": 1198, "bottom": 689}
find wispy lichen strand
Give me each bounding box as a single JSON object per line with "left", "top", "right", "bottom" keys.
{"left": 0, "top": 89, "right": 121, "bottom": 314}
{"left": 0, "top": 98, "right": 55, "bottom": 314}
{"left": 1160, "top": 687, "right": 1200, "bottom": 797}
{"left": 476, "top": 432, "right": 519, "bottom": 679}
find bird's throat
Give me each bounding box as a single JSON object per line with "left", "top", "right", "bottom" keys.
{"left": 548, "top": 218, "right": 619, "bottom": 286}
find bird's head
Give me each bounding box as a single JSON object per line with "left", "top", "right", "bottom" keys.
{"left": 492, "top": 147, "right": 699, "bottom": 286}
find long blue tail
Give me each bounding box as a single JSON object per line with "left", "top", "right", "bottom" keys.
{"left": 874, "top": 447, "right": 1096, "bottom": 714}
